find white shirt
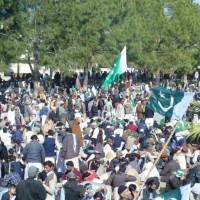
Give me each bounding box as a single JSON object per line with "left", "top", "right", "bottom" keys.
{"left": 174, "top": 151, "right": 187, "bottom": 170}
{"left": 7, "top": 110, "right": 15, "bottom": 125}
{"left": 0, "top": 131, "right": 12, "bottom": 146}
{"left": 88, "top": 100, "right": 94, "bottom": 112}
{"left": 92, "top": 127, "right": 105, "bottom": 140}
{"left": 25, "top": 131, "right": 34, "bottom": 143}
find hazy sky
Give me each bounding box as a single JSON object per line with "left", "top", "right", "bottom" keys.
{"left": 195, "top": 0, "right": 200, "bottom": 3}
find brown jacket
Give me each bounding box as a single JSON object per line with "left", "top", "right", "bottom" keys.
{"left": 71, "top": 119, "right": 83, "bottom": 147}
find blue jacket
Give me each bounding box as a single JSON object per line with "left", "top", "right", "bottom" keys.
{"left": 11, "top": 129, "right": 23, "bottom": 143}
{"left": 39, "top": 106, "right": 49, "bottom": 116}
{"left": 22, "top": 141, "right": 45, "bottom": 163}
{"left": 43, "top": 137, "right": 56, "bottom": 157}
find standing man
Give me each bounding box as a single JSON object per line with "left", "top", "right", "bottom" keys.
{"left": 22, "top": 135, "right": 45, "bottom": 179}
{"left": 43, "top": 161, "right": 57, "bottom": 200}
{"left": 40, "top": 102, "right": 49, "bottom": 126}
{"left": 16, "top": 166, "right": 47, "bottom": 200}
{"left": 7, "top": 105, "right": 16, "bottom": 125}
{"left": 61, "top": 128, "right": 80, "bottom": 170}
{"left": 91, "top": 101, "right": 98, "bottom": 117}
{"left": 144, "top": 99, "right": 154, "bottom": 129}
{"left": 63, "top": 172, "right": 85, "bottom": 200}
{"left": 160, "top": 152, "right": 181, "bottom": 191}
{"left": 115, "top": 99, "right": 125, "bottom": 120}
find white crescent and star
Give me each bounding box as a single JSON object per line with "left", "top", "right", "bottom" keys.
{"left": 158, "top": 91, "right": 174, "bottom": 112}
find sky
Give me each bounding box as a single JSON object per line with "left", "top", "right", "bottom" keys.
{"left": 195, "top": 0, "right": 200, "bottom": 3}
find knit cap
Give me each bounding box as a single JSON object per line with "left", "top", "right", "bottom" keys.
{"left": 28, "top": 166, "right": 39, "bottom": 178}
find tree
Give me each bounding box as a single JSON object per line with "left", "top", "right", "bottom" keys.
{"left": 1, "top": 0, "right": 200, "bottom": 86}
{"left": 139, "top": 0, "right": 200, "bottom": 78}
{"left": 55, "top": 0, "right": 117, "bottom": 90}
{"left": 0, "top": 0, "right": 25, "bottom": 69}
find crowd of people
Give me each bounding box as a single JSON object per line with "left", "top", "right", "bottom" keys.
{"left": 0, "top": 72, "right": 199, "bottom": 200}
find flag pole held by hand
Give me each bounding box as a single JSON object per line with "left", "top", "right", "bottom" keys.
{"left": 134, "top": 124, "right": 178, "bottom": 200}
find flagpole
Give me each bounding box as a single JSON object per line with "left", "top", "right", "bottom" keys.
{"left": 134, "top": 124, "right": 178, "bottom": 200}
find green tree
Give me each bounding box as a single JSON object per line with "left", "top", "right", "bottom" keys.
{"left": 1, "top": 0, "right": 200, "bottom": 86}
{"left": 0, "top": 0, "right": 25, "bottom": 69}
{"left": 139, "top": 0, "right": 200, "bottom": 79}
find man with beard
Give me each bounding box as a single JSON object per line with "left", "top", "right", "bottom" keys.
{"left": 142, "top": 178, "right": 159, "bottom": 200}
{"left": 7, "top": 105, "right": 16, "bottom": 125}
{"left": 118, "top": 185, "right": 133, "bottom": 200}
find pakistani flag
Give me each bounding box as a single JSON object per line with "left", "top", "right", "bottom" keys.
{"left": 175, "top": 120, "right": 189, "bottom": 132}
{"left": 84, "top": 86, "right": 97, "bottom": 101}
{"left": 149, "top": 86, "right": 194, "bottom": 120}
{"left": 154, "top": 184, "right": 190, "bottom": 200}
{"left": 101, "top": 46, "right": 127, "bottom": 88}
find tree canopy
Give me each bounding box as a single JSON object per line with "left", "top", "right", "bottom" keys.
{"left": 1, "top": 0, "right": 200, "bottom": 77}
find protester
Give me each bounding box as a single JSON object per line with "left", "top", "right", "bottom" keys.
{"left": 62, "top": 160, "right": 82, "bottom": 183}
{"left": 61, "top": 128, "right": 80, "bottom": 170}
{"left": 160, "top": 152, "right": 181, "bottom": 191}
{"left": 63, "top": 172, "right": 85, "bottom": 200}
{"left": 22, "top": 135, "right": 45, "bottom": 179}
{"left": 16, "top": 166, "right": 45, "bottom": 200}
{"left": 2, "top": 184, "right": 16, "bottom": 200}
{"left": 43, "top": 161, "right": 57, "bottom": 200}
{"left": 43, "top": 129, "right": 60, "bottom": 164}
{"left": 118, "top": 185, "right": 132, "bottom": 200}
{"left": 142, "top": 178, "right": 158, "bottom": 200}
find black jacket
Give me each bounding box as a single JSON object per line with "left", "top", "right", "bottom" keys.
{"left": 0, "top": 142, "right": 8, "bottom": 162}
{"left": 48, "top": 111, "right": 58, "bottom": 123}
{"left": 16, "top": 178, "right": 47, "bottom": 200}
{"left": 91, "top": 105, "right": 98, "bottom": 117}
{"left": 64, "top": 180, "right": 85, "bottom": 200}
{"left": 186, "top": 165, "right": 200, "bottom": 187}
{"left": 145, "top": 106, "right": 154, "bottom": 118}
{"left": 2, "top": 192, "right": 10, "bottom": 200}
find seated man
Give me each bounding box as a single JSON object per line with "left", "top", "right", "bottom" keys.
{"left": 143, "top": 178, "right": 159, "bottom": 200}
{"left": 88, "top": 153, "right": 102, "bottom": 172}
{"left": 160, "top": 152, "right": 180, "bottom": 191}
{"left": 2, "top": 184, "right": 16, "bottom": 200}
{"left": 112, "top": 163, "right": 136, "bottom": 189}
{"left": 1, "top": 165, "right": 21, "bottom": 188}
{"left": 118, "top": 185, "right": 133, "bottom": 200}
{"left": 61, "top": 161, "right": 82, "bottom": 183}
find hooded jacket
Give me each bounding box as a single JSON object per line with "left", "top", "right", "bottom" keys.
{"left": 63, "top": 180, "right": 85, "bottom": 200}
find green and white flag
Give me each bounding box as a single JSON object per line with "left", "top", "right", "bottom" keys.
{"left": 149, "top": 86, "right": 194, "bottom": 120}
{"left": 84, "top": 86, "right": 97, "bottom": 102}
{"left": 175, "top": 120, "right": 189, "bottom": 132}
{"left": 154, "top": 184, "right": 190, "bottom": 200}
{"left": 101, "top": 46, "right": 127, "bottom": 89}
